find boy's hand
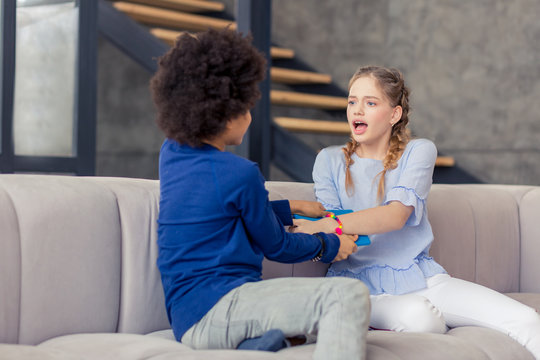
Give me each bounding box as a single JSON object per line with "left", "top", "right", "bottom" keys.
{"left": 289, "top": 200, "right": 327, "bottom": 218}
{"left": 333, "top": 234, "right": 358, "bottom": 262}
{"left": 289, "top": 219, "right": 358, "bottom": 262}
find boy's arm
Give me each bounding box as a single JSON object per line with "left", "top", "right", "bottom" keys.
{"left": 270, "top": 200, "right": 328, "bottom": 226}
{"left": 236, "top": 165, "right": 339, "bottom": 264}
{"left": 270, "top": 200, "right": 293, "bottom": 226}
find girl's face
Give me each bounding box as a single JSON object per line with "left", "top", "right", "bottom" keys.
{"left": 347, "top": 76, "right": 402, "bottom": 149}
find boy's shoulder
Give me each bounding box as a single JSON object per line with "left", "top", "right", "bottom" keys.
{"left": 215, "top": 151, "right": 261, "bottom": 180}
{"left": 218, "top": 149, "right": 257, "bottom": 167}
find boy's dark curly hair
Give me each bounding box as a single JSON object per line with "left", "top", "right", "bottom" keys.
{"left": 150, "top": 28, "right": 266, "bottom": 147}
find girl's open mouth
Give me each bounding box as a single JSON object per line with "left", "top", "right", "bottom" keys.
{"left": 353, "top": 120, "right": 368, "bottom": 135}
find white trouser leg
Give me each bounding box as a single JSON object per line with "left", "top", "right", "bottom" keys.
{"left": 417, "top": 274, "right": 540, "bottom": 359}
{"left": 370, "top": 293, "right": 447, "bottom": 333}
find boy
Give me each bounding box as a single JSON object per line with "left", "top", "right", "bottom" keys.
{"left": 150, "top": 28, "right": 370, "bottom": 360}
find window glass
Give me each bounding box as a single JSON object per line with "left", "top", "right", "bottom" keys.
{"left": 13, "top": 0, "right": 77, "bottom": 156}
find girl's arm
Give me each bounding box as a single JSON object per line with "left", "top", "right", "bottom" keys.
{"left": 295, "top": 139, "right": 437, "bottom": 236}
{"left": 312, "top": 149, "right": 343, "bottom": 210}
{"left": 293, "top": 201, "right": 413, "bottom": 235}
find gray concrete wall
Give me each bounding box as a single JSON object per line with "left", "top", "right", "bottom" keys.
{"left": 96, "top": 38, "right": 164, "bottom": 179}
{"left": 97, "top": 0, "right": 540, "bottom": 185}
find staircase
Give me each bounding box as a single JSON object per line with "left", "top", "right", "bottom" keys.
{"left": 105, "top": 0, "right": 455, "bottom": 181}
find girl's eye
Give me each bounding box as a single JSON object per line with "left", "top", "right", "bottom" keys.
{"left": 348, "top": 100, "right": 356, "bottom": 105}
{"left": 367, "top": 101, "right": 376, "bottom": 106}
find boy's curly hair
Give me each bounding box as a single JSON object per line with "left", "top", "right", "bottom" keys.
{"left": 150, "top": 28, "right": 266, "bottom": 147}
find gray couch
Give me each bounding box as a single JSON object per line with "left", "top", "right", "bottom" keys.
{"left": 1, "top": 174, "right": 539, "bottom": 359}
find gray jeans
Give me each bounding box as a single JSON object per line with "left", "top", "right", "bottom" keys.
{"left": 181, "top": 277, "right": 370, "bottom": 360}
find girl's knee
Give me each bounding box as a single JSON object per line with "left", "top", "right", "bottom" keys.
{"left": 371, "top": 294, "right": 447, "bottom": 333}
{"left": 401, "top": 296, "right": 447, "bottom": 333}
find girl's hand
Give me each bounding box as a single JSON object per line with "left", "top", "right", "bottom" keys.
{"left": 289, "top": 200, "right": 328, "bottom": 218}
{"left": 290, "top": 217, "right": 336, "bottom": 234}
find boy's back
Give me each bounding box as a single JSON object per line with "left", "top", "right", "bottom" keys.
{"left": 158, "top": 139, "right": 265, "bottom": 339}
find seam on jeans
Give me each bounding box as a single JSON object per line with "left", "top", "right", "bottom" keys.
{"left": 224, "top": 287, "right": 241, "bottom": 345}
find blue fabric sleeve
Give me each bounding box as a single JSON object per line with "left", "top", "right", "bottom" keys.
{"left": 270, "top": 200, "right": 293, "bottom": 226}
{"left": 235, "top": 164, "right": 339, "bottom": 263}
{"left": 384, "top": 139, "right": 437, "bottom": 226}
{"left": 312, "top": 148, "right": 343, "bottom": 210}
{"left": 319, "top": 233, "right": 340, "bottom": 263}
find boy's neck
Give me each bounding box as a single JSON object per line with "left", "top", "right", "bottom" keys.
{"left": 202, "top": 137, "right": 226, "bottom": 151}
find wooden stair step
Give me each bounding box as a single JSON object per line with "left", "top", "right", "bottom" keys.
{"left": 150, "top": 28, "right": 294, "bottom": 59}
{"left": 120, "top": 0, "right": 225, "bottom": 13}
{"left": 433, "top": 156, "right": 455, "bottom": 167}
{"left": 113, "top": 2, "right": 235, "bottom": 31}
{"left": 274, "top": 117, "right": 349, "bottom": 134}
{"left": 270, "top": 90, "right": 347, "bottom": 110}
{"left": 270, "top": 47, "right": 295, "bottom": 59}
{"left": 274, "top": 117, "right": 455, "bottom": 167}
{"left": 271, "top": 67, "right": 331, "bottom": 85}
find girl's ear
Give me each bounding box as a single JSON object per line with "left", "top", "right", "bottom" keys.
{"left": 391, "top": 105, "right": 403, "bottom": 125}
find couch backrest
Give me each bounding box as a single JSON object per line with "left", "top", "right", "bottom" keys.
{"left": 0, "top": 175, "right": 169, "bottom": 345}
{"left": 264, "top": 181, "right": 540, "bottom": 294}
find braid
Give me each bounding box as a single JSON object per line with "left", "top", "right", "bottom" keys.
{"left": 376, "top": 124, "right": 410, "bottom": 203}
{"left": 342, "top": 139, "right": 358, "bottom": 196}
{"left": 376, "top": 71, "right": 411, "bottom": 203}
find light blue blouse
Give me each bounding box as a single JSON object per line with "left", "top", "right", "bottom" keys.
{"left": 313, "top": 138, "right": 446, "bottom": 295}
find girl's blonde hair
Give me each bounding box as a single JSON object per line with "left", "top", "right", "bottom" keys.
{"left": 343, "top": 66, "right": 411, "bottom": 203}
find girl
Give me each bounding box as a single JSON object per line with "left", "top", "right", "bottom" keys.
{"left": 293, "top": 65, "right": 540, "bottom": 359}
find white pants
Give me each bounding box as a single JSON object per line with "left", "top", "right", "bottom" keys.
{"left": 370, "top": 274, "right": 540, "bottom": 359}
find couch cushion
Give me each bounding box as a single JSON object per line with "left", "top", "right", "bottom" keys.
{"left": 362, "top": 327, "right": 533, "bottom": 360}
{"left": 0, "top": 184, "right": 22, "bottom": 344}
{"left": 0, "top": 343, "right": 85, "bottom": 360}
{"left": 0, "top": 175, "right": 122, "bottom": 345}
{"left": 428, "top": 185, "right": 521, "bottom": 293}
{"left": 275, "top": 327, "right": 534, "bottom": 360}
{"left": 88, "top": 177, "right": 169, "bottom": 335}
{"left": 506, "top": 293, "right": 540, "bottom": 312}
{"left": 39, "top": 333, "right": 300, "bottom": 359}
{"left": 427, "top": 185, "right": 477, "bottom": 283}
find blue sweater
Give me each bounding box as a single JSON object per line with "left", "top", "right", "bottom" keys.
{"left": 157, "top": 139, "right": 340, "bottom": 341}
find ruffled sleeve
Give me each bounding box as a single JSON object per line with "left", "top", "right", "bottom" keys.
{"left": 312, "top": 148, "right": 343, "bottom": 210}
{"left": 384, "top": 139, "right": 437, "bottom": 226}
